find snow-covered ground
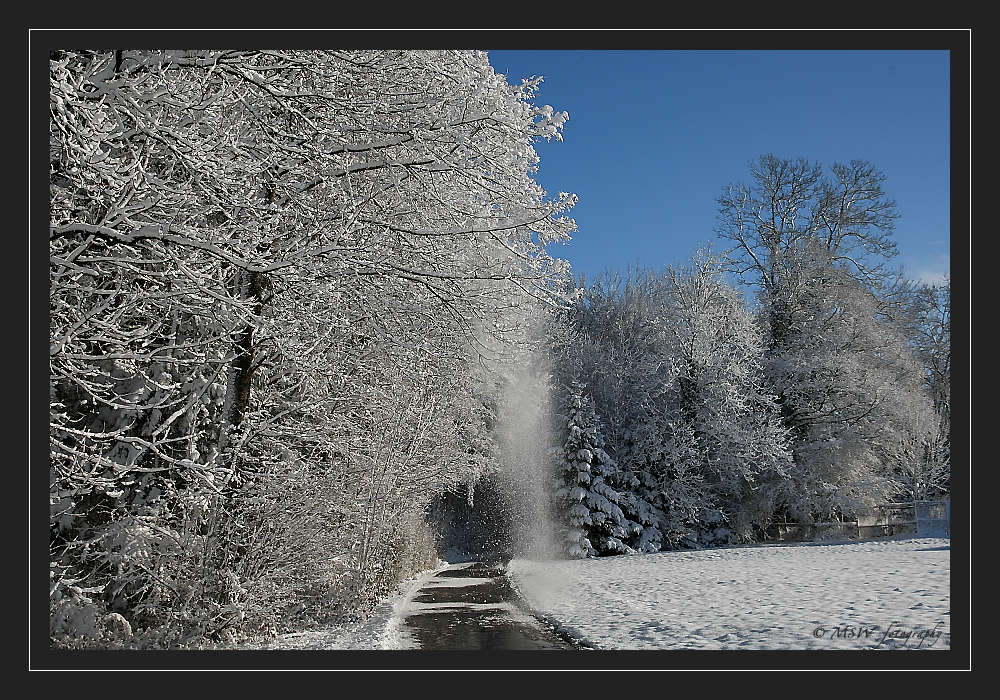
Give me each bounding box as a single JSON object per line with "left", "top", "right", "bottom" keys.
{"left": 246, "top": 562, "right": 451, "bottom": 651}
{"left": 507, "top": 535, "right": 950, "bottom": 651}
{"left": 253, "top": 535, "right": 950, "bottom": 653}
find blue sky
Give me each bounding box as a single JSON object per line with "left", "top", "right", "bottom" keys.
{"left": 486, "top": 50, "right": 951, "bottom": 287}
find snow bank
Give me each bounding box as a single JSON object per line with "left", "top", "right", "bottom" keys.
{"left": 250, "top": 561, "right": 450, "bottom": 651}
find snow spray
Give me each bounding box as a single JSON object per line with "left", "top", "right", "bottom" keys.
{"left": 493, "top": 352, "right": 563, "bottom": 562}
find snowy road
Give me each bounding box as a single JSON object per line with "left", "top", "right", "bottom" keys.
{"left": 389, "top": 560, "right": 580, "bottom": 650}
{"left": 252, "top": 559, "right": 583, "bottom": 651}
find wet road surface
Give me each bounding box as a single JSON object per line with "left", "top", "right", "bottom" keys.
{"left": 398, "top": 561, "right": 582, "bottom": 650}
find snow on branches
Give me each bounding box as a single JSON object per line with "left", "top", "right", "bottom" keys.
{"left": 49, "top": 49, "right": 577, "bottom": 646}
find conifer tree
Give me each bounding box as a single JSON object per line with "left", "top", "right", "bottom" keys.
{"left": 552, "top": 382, "right": 636, "bottom": 557}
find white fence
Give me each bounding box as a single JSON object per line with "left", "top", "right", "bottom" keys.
{"left": 914, "top": 500, "right": 950, "bottom": 537}
{"left": 765, "top": 500, "right": 949, "bottom": 542}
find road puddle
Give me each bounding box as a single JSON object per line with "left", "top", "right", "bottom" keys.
{"left": 399, "top": 561, "right": 580, "bottom": 650}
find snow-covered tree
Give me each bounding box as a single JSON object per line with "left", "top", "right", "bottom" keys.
{"left": 715, "top": 155, "right": 899, "bottom": 348}
{"left": 840, "top": 272, "right": 951, "bottom": 504}
{"left": 545, "top": 257, "right": 794, "bottom": 550}
{"left": 49, "top": 49, "right": 576, "bottom": 645}
{"left": 761, "top": 256, "right": 933, "bottom": 520}
{"left": 654, "top": 249, "right": 793, "bottom": 544}
{"left": 713, "top": 155, "right": 941, "bottom": 522}
{"left": 551, "top": 382, "right": 638, "bottom": 558}
{"left": 903, "top": 276, "right": 951, "bottom": 498}
{"left": 546, "top": 271, "right": 668, "bottom": 552}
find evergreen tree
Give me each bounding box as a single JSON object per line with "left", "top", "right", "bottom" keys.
{"left": 551, "top": 382, "right": 637, "bottom": 557}
{"left": 546, "top": 274, "right": 668, "bottom": 554}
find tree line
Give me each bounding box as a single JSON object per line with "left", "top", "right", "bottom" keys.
{"left": 545, "top": 156, "right": 950, "bottom": 557}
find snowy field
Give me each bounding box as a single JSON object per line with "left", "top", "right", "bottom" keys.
{"left": 252, "top": 535, "right": 951, "bottom": 656}
{"left": 506, "top": 536, "right": 951, "bottom": 651}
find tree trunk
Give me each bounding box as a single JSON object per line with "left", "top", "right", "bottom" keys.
{"left": 218, "top": 269, "right": 269, "bottom": 457}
